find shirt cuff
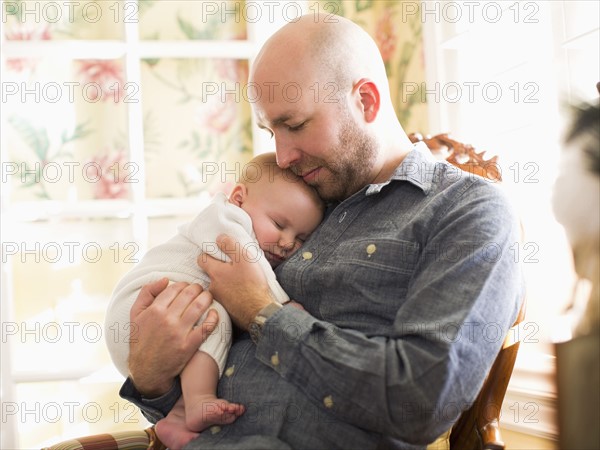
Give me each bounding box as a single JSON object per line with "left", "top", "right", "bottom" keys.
{"left": 119, "top": 376, "right": 182, "bottom": 424}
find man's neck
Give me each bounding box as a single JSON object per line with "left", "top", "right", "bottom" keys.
{"left": 372, "top": 144, "right": 414, "bottom": 184}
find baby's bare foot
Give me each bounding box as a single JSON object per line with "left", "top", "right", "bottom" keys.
{"left": 155, "top": 405, "right": 199, "bottom": 450}
{"left": 185, "top": 395, "right": 245, "bottom": 432}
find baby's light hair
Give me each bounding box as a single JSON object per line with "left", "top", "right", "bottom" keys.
{"left": 239, "top": 152, "right": 325, "bottom": 213}
{"left": 239, "top": 152, "right": 295, "bottom": 185}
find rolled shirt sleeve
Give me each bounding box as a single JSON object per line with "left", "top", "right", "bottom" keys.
{"left": 119, "top": 377, "right": 182, "bottom": 424}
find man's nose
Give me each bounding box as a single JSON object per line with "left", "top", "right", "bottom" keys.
{"left": 275, "top": 135, "right": 301, "bottom": 169}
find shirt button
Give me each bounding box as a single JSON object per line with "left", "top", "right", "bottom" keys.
{"left": 210, "top": 426, "right": 221, "bottom": 434}
{"left": 224, "top": 365, "right": 235, "bottom": 377}
{"left": 302, "top": 251, "right": 313, "bottom": 260}
{"left": 366, "top": 244, "right": 377, "bottom": 257}
{"left": 338, "top": 211, "right": 347, "bottom": 223}
{"left": 271, "top": 352, "right": 280, "bottom": 366}
{"left": 323, "top": 395, "right": 334, "bottom": 408}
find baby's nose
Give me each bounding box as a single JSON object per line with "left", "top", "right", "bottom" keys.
{"left": 279, "top": 239, "right": 295, "bottom": 251}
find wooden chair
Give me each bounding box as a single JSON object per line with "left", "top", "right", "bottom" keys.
{"left": 45, "top": 133, "right": 524, "bottom": 450}
{"left": 408, "top": 132, "right": 502, "bottom": 182}
{"left": 448, "top": 299, "right": 526, "bottom": 450}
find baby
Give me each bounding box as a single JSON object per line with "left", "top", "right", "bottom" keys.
{"left": 105, "top": 152, "right": 324, "bottom": 448}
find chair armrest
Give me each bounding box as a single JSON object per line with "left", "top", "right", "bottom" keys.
{"left": 480, "top": 419, "right": 504, "bottom": 450}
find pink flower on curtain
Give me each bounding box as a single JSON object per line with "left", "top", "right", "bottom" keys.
{"left": 375, "top": 10, "right": 398, "bottom": 63}
{"left": 5, "top": 24, "right": 51, "bottom": 72}
{"left": 195, "top": 96, "right": 237, "bottom": 134}
{"left": 88, "top": 151, "right": 130, "bottom": 199}
{"left": 77, "top": 60, "right": 125, "bottom": 102}
{"left": 5, "top": 23, "right": 51, "bottom": 41}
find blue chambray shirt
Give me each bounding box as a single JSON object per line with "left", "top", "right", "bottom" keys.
{"left": 120, "top": 142, "right": 523, "bottom": 450}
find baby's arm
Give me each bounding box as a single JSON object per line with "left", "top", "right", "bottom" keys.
{"left": 106, "top": 196, "right": 238, "bottom": 378}
{"left": 105, "top": 230, "right": 213, "bottom": 377}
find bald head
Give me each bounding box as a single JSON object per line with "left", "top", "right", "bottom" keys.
{"left": 250, "top": 14, "right": 391, "bottom": 103}
{"left": 247, "top": 15, "right": 413, "bottom": 189}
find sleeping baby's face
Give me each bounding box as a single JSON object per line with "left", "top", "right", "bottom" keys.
{"left": 236, "top": 176, "right": 324, "bottom": 268}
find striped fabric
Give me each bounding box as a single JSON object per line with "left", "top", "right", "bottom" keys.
{"left": 426, "top": 428, "right": 451, "bottom": 450}
{"left": 44, "top": 425, "right": 447, "bottom": 449}
{"left": 42, "top": 427, "right": 166, "bottom": 450}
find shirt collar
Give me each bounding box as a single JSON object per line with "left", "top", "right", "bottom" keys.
{"left": 365, "top": 141, "right": 437, "bottom": 196}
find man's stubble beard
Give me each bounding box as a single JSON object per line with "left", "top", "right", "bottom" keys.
{"left": 315, "top": 107, "right": 379, "bottom": 202}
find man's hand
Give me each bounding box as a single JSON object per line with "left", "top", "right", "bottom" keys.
{"left": 198, "top": 234, "right": 273, "bottom": 329}
{"left": 129, "top": 278, "right": 218, "bottom": 397}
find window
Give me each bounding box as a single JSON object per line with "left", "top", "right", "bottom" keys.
{"left": 423, "top": 0, "right": 599, "bottom": 440}
{"left": 0, "top": 1, "right": 288, "bottom": 447}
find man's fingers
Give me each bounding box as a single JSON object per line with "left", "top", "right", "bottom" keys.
{"left": 197, "top": 234, "right": 237, "bottom": 273}
{"left": 189, "top": 308, "right": 219, "bottom": 348}
{"left": 197, "top": 251, "right": 216, "bottom": 272}
{"left": 146, "top": 277, "right": 170, "bottom": 297}
{"left": 202, "top": 308, "right": 219, "bottom": 334}
{"left": 131, "top": 278, "right": 169, "bottom": 319}
{"left": 168, "top": 283, "right": 203, "bottom": 316}
{"left": 216, "top": 234, "right": 238, "bottom": 262}
{"left": 180, "top": 290, "right": 214, "bottom": 328}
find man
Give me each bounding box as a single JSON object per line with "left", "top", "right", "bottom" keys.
{"left": 117, "top": 14, "right": 522, "bottom": 449}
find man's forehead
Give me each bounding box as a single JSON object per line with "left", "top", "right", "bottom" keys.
{"left": 256, "top": 111, "right": 297, "bottom": 127}
{"left": 249, "top": 75, "right": 323, "bottom": 127}
{"left": 250, "top": 51, "right": 314, "bottom": 90}
{"left": 254, "top": 98, "right": 305, "bottom": 126}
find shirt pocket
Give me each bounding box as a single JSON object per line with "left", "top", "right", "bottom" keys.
{"left": 316, "top": 238, "right": 420, "bottom": 332}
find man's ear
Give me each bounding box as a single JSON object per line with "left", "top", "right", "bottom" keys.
{"left": 353, "top": 78, "right": 380, "bottom": 123}
{"left": 229, "top": 183, "right": 247, "bottom": 207}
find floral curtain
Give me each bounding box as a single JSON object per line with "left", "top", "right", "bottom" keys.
{"left": 2, "top": 2, "right": 252, "bottom": 447}
{"left": 4, "top": 0, "right": 252, "bottom": 202}
{"left": 2, "top": 2, "right": 427, "bottom": 447}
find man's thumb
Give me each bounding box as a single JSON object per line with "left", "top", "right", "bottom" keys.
{"left": 131, "top": 278, "right": 169, "bottom": 317}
